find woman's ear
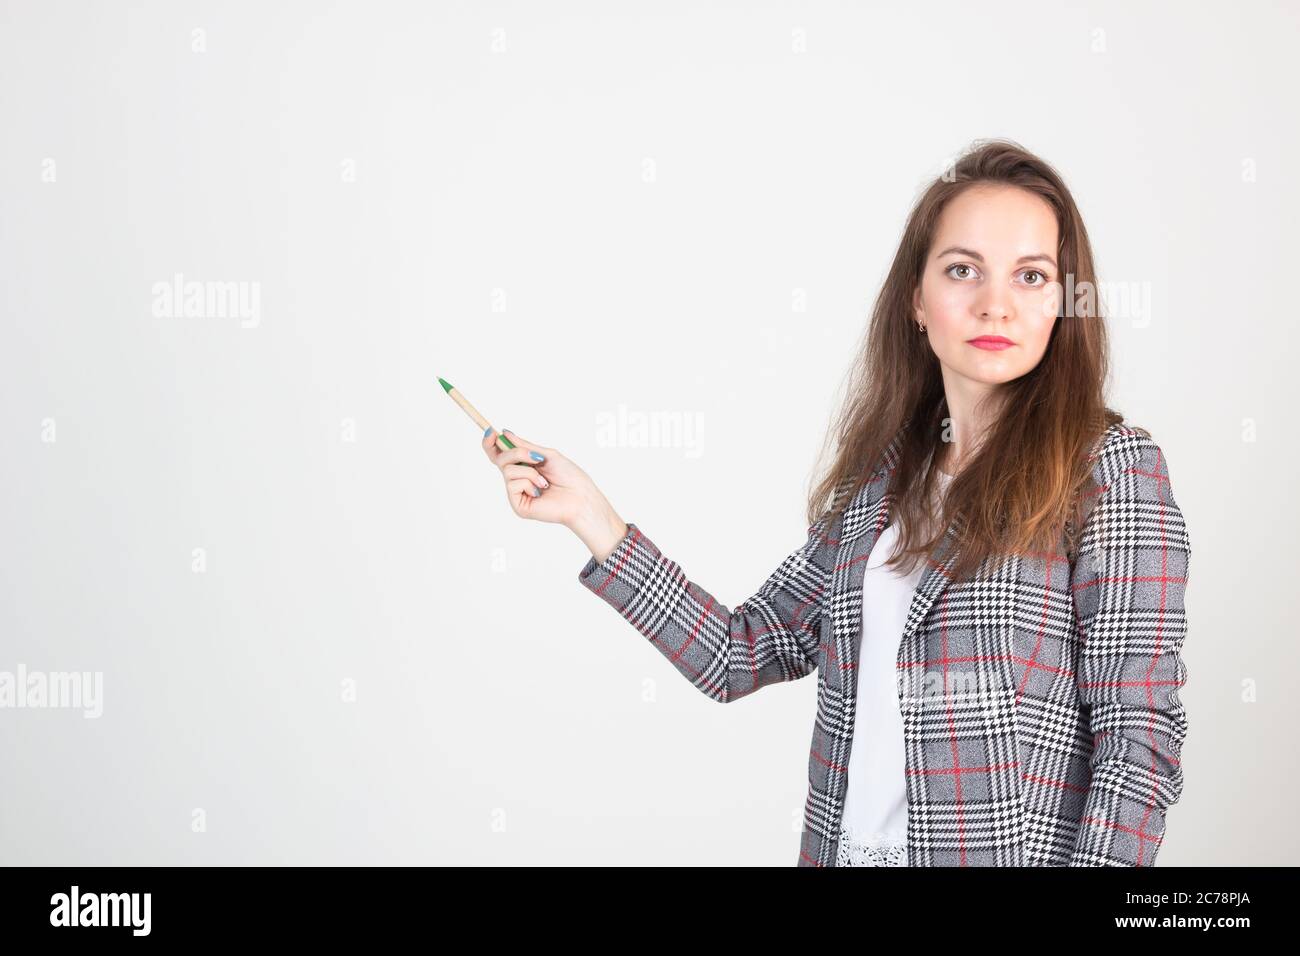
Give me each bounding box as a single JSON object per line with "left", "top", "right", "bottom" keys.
{"left": 912, "top": 284, "right": 925, "bottom": 324}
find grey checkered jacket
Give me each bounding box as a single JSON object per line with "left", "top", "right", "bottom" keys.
{"left": 577, "top": 421, "right": 1190, "bottom": 866}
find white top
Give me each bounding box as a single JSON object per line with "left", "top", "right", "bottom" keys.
{"left": 837, "top": 465, "right": 954, "bottom": 866}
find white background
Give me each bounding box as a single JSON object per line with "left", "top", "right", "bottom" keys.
{"left": 1, "top": 0, "right": 1295, "bottom": 865}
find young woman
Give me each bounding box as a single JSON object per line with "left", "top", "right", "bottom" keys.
{"left": 479, "top": 140, "right": 1191, "bottom": 867}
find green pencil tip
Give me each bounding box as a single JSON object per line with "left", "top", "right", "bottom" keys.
{"left": 438, "top": 377, "right": 453, "bottom": 393}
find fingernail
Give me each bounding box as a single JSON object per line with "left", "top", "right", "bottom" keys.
{"left": 530, "top": 487, "right": 540, "bottom": 497}
{"left": 538, "top": 476, "right": 549, "bottom": 488}
{"left": 484, "top": 426, "right": 492, "bottom": 437}
{"left": 530, "top": 451, "right": 545, "bottom": 461}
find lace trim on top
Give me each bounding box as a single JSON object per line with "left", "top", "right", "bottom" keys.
{"left": 836, "top": 826, "right": 908, "bottom": 867}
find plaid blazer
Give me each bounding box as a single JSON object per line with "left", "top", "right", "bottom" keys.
{"left": 577, "top": 421, "right": 1190, "bottom": 866}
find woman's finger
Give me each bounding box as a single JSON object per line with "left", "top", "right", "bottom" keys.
{"left": 484, "top": 426, "right": 547, "bottom": 469}
{"left": 506, "top": 477, "right": 542, "bottom": 511}
{"left": 503, "top": 462, "right": 548, "bottom": 489}
{"left": 500, "top": 429, "right": 550, "bottom": 463}
{"left": 481, "top": 426, "right": 505, "bottom": 463}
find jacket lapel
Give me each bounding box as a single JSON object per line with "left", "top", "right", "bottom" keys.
{"left": 898, "top": 517, "right": 963, "bottom": 647}
{"left": 826, "top": 426, "right": 965, "bottom": 696}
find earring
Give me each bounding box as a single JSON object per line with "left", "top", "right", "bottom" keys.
{"left": 917, "top": 321, "right": 926, "bottom": 333}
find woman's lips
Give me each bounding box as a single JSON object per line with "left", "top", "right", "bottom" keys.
{"left": 967, "top": 338, "right": 1014, "bottom": 351}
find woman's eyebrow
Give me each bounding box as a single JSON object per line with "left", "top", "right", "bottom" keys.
{"left": 935, "top": 245, "right": 1058, "bottom": 269}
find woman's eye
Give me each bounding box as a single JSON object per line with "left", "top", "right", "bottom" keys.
{"left": 946, "top": 264, "right": 976, "bottom": 280}
{"left": 1022, "top": 270, "right": 1047, "bottom": 285}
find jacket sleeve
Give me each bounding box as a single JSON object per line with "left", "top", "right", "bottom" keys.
{"left": 1068, "top": 431, "right": 1191, "bottom": 866}
{"left": 576, "top": 517, "right": 833, "bottom": 703}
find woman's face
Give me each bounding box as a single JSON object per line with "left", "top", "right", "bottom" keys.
{"left": 912, "top": 184, "right": 1061, "bottom": 389}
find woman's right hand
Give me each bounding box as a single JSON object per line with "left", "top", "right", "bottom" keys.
{"left": 480, "top": 427, "right": 628, "bottom": 560}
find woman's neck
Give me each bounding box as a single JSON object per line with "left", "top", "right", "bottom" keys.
{"left": 933, "top": 445, "right": 957, "bottom": 478}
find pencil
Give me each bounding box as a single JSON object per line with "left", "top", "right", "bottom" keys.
{"left": 438, "top": 376, "right": 518, "bottom": 452}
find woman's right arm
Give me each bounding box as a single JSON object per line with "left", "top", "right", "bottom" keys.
{"left": 575, "top": 517, "right": 831, "bottom": 703}
{"left": 482, "top": 426, "right": 833, "bottom": 703}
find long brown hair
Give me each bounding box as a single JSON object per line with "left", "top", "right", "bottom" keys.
{"left": 807, "top": 138, "right": 1132, "bottom": 583}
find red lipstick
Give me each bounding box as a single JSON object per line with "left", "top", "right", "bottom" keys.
{"left": 967, "top": 335, "right": 1015, "bottom": 351}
